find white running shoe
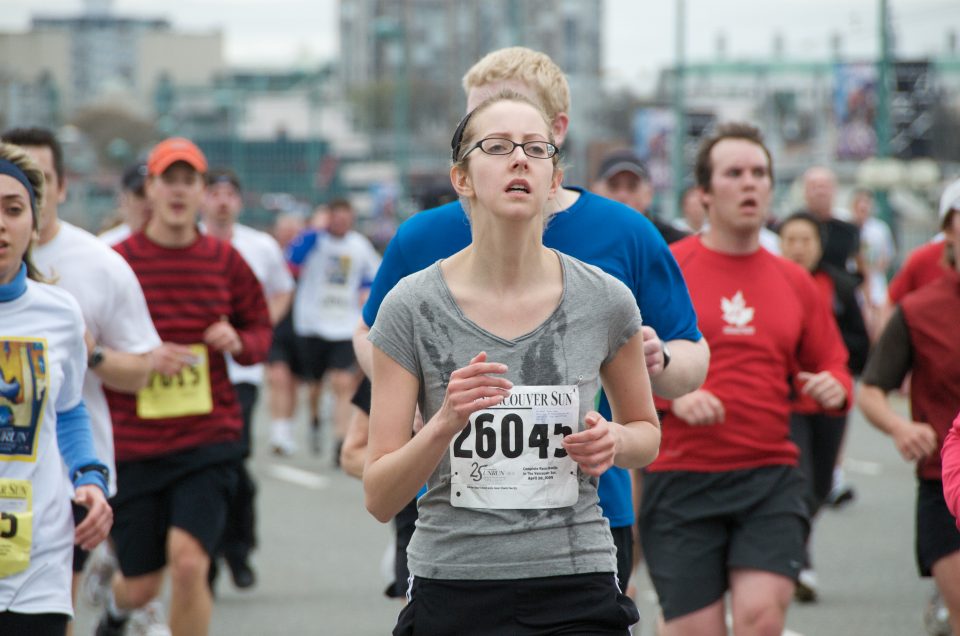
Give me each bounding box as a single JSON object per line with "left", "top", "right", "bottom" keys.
{"left": 128, "top": 600, "right": 172, "bottom": 636}
{"left": 924, "top": 588, "right": 951, "bottom": 636}
{"left": 80, "top": 543, "right": 118, "bottom": 608}
{"left": 270, "top": 421, "right": 297, "bottom": 456}
{"left": 795, "top": 568, "right": 818, "bottom": 603}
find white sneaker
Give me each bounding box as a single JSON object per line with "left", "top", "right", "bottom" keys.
{"left": 795, "top": 568, "right": 818, "bottom": 603}
{"left": 924, "top": 588, "right": 951, "bottom": 635}
{"left": 128, "top": 600, "right": 172, "bottom": 636}
{"left": 270, "top": 421, "right": 297, "bottom": 456}
{"left": 80, "top": 543, "right": 118, "bottom": 608}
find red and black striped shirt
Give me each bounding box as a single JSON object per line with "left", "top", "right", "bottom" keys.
{"left": 106, "top": 231, "right": 272, "bottom": 461}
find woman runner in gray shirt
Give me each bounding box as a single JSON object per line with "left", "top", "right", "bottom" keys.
{"left": 365, "top": 91, "right": 660, "bottom": 635}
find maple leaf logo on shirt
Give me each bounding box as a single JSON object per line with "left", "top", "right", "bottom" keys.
{"left": 721, "top": 291, "right": 756, "bottom": 335}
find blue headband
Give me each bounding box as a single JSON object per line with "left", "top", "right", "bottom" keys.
{"left": 0, "top": 159, "right": 39, "bottom": 221}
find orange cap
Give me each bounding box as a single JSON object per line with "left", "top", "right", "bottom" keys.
{"left": 147, "top": 137, "right": 208, "bottom": 176}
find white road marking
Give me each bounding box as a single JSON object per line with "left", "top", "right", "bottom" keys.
{"left": 844, "top": 457, "right": 883, "bottom": 476}
{"left": 725, "top": 611, "right": 804, "bottom": 635}
{"left": 266, "top": 464, "right": 330, "bottom": 490}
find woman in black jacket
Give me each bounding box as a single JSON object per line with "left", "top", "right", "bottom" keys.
{"left": 779, "top": 211, "right": 870, "bottom": 603}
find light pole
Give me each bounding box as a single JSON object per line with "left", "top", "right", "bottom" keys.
{"left": 373, "top": 10, "right": 409, "bottom": 206}
{"left": 874, "top": 0, "right": 894, "bottom": 226}
{"left": 671, "top": 0, "right": 687, "bottom": 220}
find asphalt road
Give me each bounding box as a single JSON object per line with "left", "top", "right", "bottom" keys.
{"left": 74, "top": 394, "right": 937, "bottom": 636}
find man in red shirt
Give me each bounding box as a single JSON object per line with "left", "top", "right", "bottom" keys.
{"left": 860, "top": 194, "right": 960, "bottom": 636}
{"left": 96, "top": 138, "right": 272, "bottom": 636}
{"left": 640, "top": 123, "right": 852, "bottom": 636}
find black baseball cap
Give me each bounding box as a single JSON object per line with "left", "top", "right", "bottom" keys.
{"left": 206, "top": 167, "right": 242, "bottom": 192}
{"left": 596, "top": 149, "right": 649, "bottom": 182}
{"left": 121, "top": 162, "right": 148, "bottom": 195}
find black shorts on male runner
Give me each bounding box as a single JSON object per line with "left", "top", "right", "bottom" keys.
{"left": 267, "top": 312, "right": 302, "bottom": 375}
{"left": 72, "top": 502, "right": 90, "bottom": 573}
{"left": 393, "top": 573, "right": 638, "bottom": 635}
{"left": 386, "top": 498, "right": 418, "bottom": 599}
{"left": 916, "top": 478, "right": 960, "bottom": 576}
{"left": 609, "top": 524, "right": 633, "bottom": 593}
{"left": 294, "top": 336, "right": 355, "bottom": 380}
{"left": 640, "top": 464, "right": 808, "bottom": 621}
{"left": 0, "top": 611, "right": 69, "bottom": 636}
{"left": 111, "top": 456, "right": 238, "bottom": 577}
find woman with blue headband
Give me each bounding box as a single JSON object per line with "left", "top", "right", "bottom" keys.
{"left": 0, "top": 141, "right": 112, "bottom": 635}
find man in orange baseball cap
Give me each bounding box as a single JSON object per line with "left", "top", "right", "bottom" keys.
{"left": 96, "top": 137, "right": 271, "bottom": 636}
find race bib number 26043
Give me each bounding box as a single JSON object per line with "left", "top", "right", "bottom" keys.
{"left": 449, "top": 385, "right": 579, "bottom": 510}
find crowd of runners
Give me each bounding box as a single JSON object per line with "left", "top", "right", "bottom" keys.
{"left": 1, "top": 44, "right": 960, "bottom": 636}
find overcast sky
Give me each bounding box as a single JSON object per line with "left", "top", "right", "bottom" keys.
{"left": 3, "top": 0, "right": 958, "bottom": 93}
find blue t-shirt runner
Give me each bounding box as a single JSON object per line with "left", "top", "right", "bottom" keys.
{"left": 363, "top": 186, "right": 702, "bottom": 531}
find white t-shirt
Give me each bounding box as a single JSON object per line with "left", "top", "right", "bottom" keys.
{"left": 0, "top": 280, "right": 85, "bottom": 616}
{"left": 98, "top": 223, "right": 132, "bottom": 247}
{"left": 34, "top": 221, "right": 161, "bottom": 495}
{"left": 211, "top": 224, "right": 295, "bottom": 386}
{"left": 293, "top": 230, "right": 380, "bottom": 341}
{"left": 860, "top": 216, "right": 896, "bottom": 306}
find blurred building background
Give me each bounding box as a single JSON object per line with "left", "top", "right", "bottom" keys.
{"left": 0, "top": 0, "right": 958, "bottom": 257}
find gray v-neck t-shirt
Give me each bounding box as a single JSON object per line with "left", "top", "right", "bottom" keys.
{"left": 369, "top": 251, "right": 642, "bottom": 580}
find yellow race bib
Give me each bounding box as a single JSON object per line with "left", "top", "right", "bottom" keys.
{"left": 0, "top": 479, "right": 32, "bottom": 579}
{"left": 136, "top": 344, "right": 213, "bottom": 419}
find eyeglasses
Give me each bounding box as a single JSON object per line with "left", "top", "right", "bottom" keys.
{"left": 462, "top": 137, "right": 558, "bottom": 161}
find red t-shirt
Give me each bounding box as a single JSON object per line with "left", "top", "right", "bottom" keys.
{"left": 792, "top": 270, "right": 837, "bottom": 414}
{"left": 106, "top": 232, "right": 272, "bottom": 461}
{"left": 888, "top": 240, "right": 947, "bottom": 303}
{"left": 900, "top": 270, "right": 960, "bottom": 480}
{"left": 651, "top": 237, "right": 852, "bottom": 472}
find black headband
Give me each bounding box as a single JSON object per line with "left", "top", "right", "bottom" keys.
{"left": 0, "top": 159, "right": 39, "bottom": 222}
{"left": 450, "top": 109, "right": 477, "bottom": 163}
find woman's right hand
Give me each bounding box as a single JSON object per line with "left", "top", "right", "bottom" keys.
{"left": 434, "top": 352, "right": 512, "bottom": 435}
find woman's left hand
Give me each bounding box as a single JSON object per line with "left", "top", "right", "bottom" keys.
{"left": 74, "top": 485, "right": 113, "bottom": 551}
{"left": 561, "top": 411, "right": 619, "bottom": 477}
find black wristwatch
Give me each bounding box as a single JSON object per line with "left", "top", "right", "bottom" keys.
{"left": 660, "top": 340, "right": 672, "bottom": 370}
{"left": 73, "top": 463, "right": 109, "bottom": 484}
{"left": 87, "top": 345, "right": 105, "bottom": 369}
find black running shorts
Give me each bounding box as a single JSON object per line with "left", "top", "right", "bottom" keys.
{"left": 916, "top": 478, "right": 960, "bottom": 576}
{"left": 393, "top": 572, "right": 638, "bottom": 635}
{"left": 294, "top": 336, "right": 355, "bottom": 380}
{"left": 111, "top": 461, "right": 238, "bottom": 577}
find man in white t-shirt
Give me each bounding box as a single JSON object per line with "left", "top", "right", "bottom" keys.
{"left": 283, "top": 198, "right": 380, "bottom": 461}
{"left": 201, "top": 167, "right": 294, "bottom": 590}
{"left": 99, "top": 162, "right": 150, "bottom": 247}
{"left": 2, "top": 127, "right": 168, "bottom": 632}
{"left": 850, "top": 188, "right": 896, "bottom": 316}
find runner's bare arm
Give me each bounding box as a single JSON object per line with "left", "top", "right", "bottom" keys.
{"left": 353, "top": 318, "right": 374, "bottom": 378}
{"left": 267, "top": 290, "right": 294, "bottom": 326}
{"left": 600, "top": 330, "right": 661, "bottom": 469}
{"left": 563, "top": 331, "right": 660, "bottom": 475}
{"left": 364, "top": 350, "right": 511, "bottom": 522}
{"left": 85, "top": 328, "right": 152, "bottom": 392}
{"left": 340, "top": 406, "right": 370, "bottom": 480}
{"left": 642, "top": 328, "right": 709, "bottom": 399}
{"left": 74, "top": 485, "right": 113, "bottom": 551}
{"left": 858, "top": 382, "right": 939, "bottom": 462}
